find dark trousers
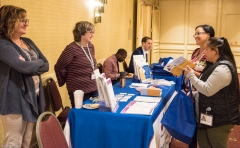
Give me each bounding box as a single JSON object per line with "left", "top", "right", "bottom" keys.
{"left": 189, "top": 123, "right": 197, "bottom": 148}
{"left": 189, "top": 97, "right": 197, "bottom": 148}
{"left": 68, "top": 90, "right": 98, "bottom": 108}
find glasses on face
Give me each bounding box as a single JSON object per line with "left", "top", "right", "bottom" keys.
{"left": 193, "top": 32, "right": 206, "bottom": 38}
{"left": 20, "top": 19, "right": 29, "bottom": 25}
{"left": 87, "top": 30, "right": 94, "bottom": 35}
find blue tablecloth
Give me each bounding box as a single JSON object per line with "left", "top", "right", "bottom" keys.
{"left": 67, "top": 79, "right": 175, "bottom": 148}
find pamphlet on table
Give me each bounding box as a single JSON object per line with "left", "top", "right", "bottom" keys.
{"left": 134, "top": 96, "right": 162, "bottom": 103}
{"left": 121, "top": 101, "right": 159, "bottom": 115}
{"left": 133, "top": 55, "right": 151, "bottom": 81}
{"left": 94, "top": 69, "right": 118, "bottom": 112}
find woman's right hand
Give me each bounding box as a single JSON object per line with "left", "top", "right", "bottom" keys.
{"left": 184, "top": 65, "right": 194, "bottom": 76}
{"left": 19, "top": 55, "right": 25, "bottom": 61}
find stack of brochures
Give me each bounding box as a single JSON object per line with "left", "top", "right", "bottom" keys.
{"left": 133, "top": 55, "right": 151, "bottom": 82}
{"left": 121, "top": 96, "right": 161, "bottom": 115}
{"left": 94, "top": 69, "right": 118, "bottom": 112}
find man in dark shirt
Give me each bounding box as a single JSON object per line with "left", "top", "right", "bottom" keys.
{"left": 127, "top": 36, "right": 152, "bottom": 73}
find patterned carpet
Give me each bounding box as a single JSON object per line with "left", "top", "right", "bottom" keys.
{"left": 169, "top": 125, "right": 240, "bottom": 148}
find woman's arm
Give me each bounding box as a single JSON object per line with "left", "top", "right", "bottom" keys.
{"left": 0, "top": 43, "right": 44, "bottom": 74}
{"left": 186, "top": 65, "right": 232, "bottom": 97}
{"left": 22, "top": 38, "right": 49, "bottom": 75}
{"left": 54, "top": 46, "right": 75, "bottom": 86}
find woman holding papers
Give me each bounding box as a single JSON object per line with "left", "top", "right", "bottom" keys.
{"left": 55, "top": 21, "right": 98, "bottom": 107}
{"left": 191, "top": 24, "right": 215, "bottom": 77}
{"left": 185, "top": 37, "right": 239, "bottom": 148}
{"left": 188, "top": 24, "right": 215, "bottom": 148}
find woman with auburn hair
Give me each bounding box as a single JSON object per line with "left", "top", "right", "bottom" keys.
{"left": 0, "top": 5, "right": 49, "bottom": 147}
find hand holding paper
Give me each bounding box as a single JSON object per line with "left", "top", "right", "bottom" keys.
{"left": 163, "top": 56, "right": 195, "bottom": 76}
{"left": 184, "top": 65, "right": 195, "bottom": 76}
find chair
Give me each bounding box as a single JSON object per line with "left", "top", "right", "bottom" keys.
{"left": 97, "top": 63, "right": 103, "bottom": 73}
{"left": 36, "top": 111, "right": 69, "bottom": 148}
{"left": 45, "top": 77, "right": 70, "bottom": 127}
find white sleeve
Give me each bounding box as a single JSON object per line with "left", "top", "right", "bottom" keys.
{"left": 187, "top": 65, "right": 232, "bottom": 97}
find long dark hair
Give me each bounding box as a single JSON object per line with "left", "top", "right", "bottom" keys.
{"left": 207, "top": 37, "right": 236, "bottom": 68}
{"left": 207, "top": 37, "right": 239, "bottom": 104}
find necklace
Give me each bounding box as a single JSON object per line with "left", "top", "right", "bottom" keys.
{"left": 13, "top": 39, "right": 23, "bottom": 47}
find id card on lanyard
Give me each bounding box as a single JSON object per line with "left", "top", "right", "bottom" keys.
{"left": 200, "top": 107, "right": 213, "bottom": 126}
{"left": 77, "top": 43, "right": 95, "bottom": 79}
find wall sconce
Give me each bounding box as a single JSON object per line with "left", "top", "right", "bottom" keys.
{"left": 94, "top": 9, "right": 101, "bottom": 23}
{"left": 94, "top": 0, "right": 106, "bottom": 23}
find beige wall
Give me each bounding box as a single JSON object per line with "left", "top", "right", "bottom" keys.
{"left": 0, "top": 0, "right": 135, "bottom": 146}
{"left": 157, "top": 0, "right": 240, "bottom": 71}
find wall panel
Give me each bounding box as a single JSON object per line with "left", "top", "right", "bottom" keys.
{"left": 188, "top": 0, "right": 219, "bottom": 44}
{"left": 159, "top": 0, "right": 186, "bottom": 44}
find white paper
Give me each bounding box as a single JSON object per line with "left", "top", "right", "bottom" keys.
{"left": 133, "top": 55, "right": 144, "bottom": 75}
{"left": 94, "top": 69, "right": 105, "bottom": 102}
{"left": 103, "top": 78, "right": 117, "bottom": 111}
{"left": 94, "top": 70, "right": 111, "bottom": 108}
{"left": 134, "top": 96, "right": 162, "bottom": 102}
{"left": 121, "top": 106, "right": 154, "bottom": 115}
{"left": 119, "top": 95, "right": 132, "bottom": 102}
{"left": 129, "top": 101, "right": 158, "bottom": 108}
{"left": 97, "top": 76, "right": 110, "bottom": 107}
{"left": 121, "top": 101, "right": 158, "bottom": 115}
{"left": 129, "top": 83, "right": 149, "bottom": 88}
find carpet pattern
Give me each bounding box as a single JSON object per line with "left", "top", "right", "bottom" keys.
{"left": 169, "top": 125, "right": 240, "bottom": 148}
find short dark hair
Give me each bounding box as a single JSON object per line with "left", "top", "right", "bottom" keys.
{"left": 141, "top": 36, "right": 152, "bottom": 43}
{"left": 116, "top": 48, "right": 127, "bottom": 55}
{"left": 195, "top": 24, "right": 215, "bottom": 37}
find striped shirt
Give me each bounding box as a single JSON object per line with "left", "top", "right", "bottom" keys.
{"left": 55, "top": 42, "right": 97, "bottom": 93}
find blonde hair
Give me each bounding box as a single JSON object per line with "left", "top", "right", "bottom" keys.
{"left": 0, "top": 5, "right": 27, "bottom": 39}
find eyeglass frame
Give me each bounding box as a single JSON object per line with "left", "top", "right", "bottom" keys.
{"left": 86, "top": 30, "right": 94, "bottom": 35}
{"left": 193, "top": 32, "right": 207, "bottom": 38}
{"left": 20, "top": 19, "right": 29, "bottom": 25}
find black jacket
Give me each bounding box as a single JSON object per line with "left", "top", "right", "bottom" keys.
{"left": 198, "top": 60, "right": 239, "bottom": 127}
{"left": 128, "top": 47, "right": 146, "bottom": 73}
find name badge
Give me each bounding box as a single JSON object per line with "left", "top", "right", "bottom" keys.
{"left": 91, "top": 73, "right": 95, "bottom": 80}
{"left": 200, "top": 113, "right": 213, "bottom": 126}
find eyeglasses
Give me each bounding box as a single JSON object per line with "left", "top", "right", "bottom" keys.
{"left": 20, "top": 19, "right": 29, "bottom": 24}
{"left": 87, "top": 30, "right": 94, "bottom": 35}
{"left": 193, "top": 32, "right": 206, "bottom": 37}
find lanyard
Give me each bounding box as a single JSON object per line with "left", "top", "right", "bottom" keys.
{"left": 77, "top": 42, "right": 94, "bottom": 70}
{"left": 191, "top": 48, "right": 205, "bottom": 62}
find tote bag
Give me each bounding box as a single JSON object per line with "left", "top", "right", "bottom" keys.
{"left": 161, "top": 79, "right": 196, "bottom": 144}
